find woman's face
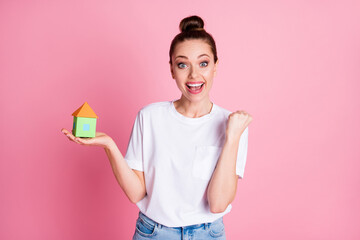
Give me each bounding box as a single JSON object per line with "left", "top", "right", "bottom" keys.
{"left": 170, "top": 39, "right": 218, "bottom": 103}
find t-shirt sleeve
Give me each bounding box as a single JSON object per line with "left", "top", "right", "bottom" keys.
{"left": 124, "top": 110, "right": 144, "bottom": 172}
{"left": 236, "top": 127, "right": 249, "bottom": 179}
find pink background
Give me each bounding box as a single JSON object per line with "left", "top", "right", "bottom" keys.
{"left": 1, "top": 0, "right": 359, "bottom": 239}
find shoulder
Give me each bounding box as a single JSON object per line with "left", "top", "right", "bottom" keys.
{"left": 213, "top": 103, "right": 232, "bottom": 118}
{"left": 137, "top": 101, "right": 171, "bottom": 117}
{"left": 140, "top": 101, "right": 171, "bottom": 112}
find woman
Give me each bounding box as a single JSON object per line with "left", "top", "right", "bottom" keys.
{"left": 62, "top": 15, "right": 252, "bottom": 240}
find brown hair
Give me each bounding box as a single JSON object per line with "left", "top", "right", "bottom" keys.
{"left": 169, "top": 15, "right": 218, "bottom": 64}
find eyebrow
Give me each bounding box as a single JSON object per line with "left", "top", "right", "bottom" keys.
{"left": 175, "top": 54, "right": 210, "bottom": 60}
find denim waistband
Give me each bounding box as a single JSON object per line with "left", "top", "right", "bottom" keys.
{"left": 138, "top": 211, "right": 223, "bottom": 230}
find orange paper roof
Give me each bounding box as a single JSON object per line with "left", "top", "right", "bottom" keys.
{"left": 72, "top": 102, "right": 98, "bottom": 118}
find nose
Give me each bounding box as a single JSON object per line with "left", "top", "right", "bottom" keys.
{"left": 189, "top": 65, "right": 199, "bottom": 79}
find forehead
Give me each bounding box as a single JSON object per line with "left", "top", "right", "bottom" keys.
{"left": 173, "top": 39, "right": 213, "bottom": 58}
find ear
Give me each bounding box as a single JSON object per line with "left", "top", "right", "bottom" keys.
{"left": 214, "top": 59, "right": 219, "bottom": 77}
{"left": 170, "top": 62, "right": 175, "bottom": 79}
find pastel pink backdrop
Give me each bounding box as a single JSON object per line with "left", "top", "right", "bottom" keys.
{"left": 0, "top": 0, "right": 359, "bottom": 239}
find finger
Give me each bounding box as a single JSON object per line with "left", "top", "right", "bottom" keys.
{"left": 75, "top": 137, "right": 95, "bottom": 145}
{"left": 62, "top": 129, "right": 79, "bottom": 143}
{"left": 73, "top": 137, "right": 86, "bottom": 145}
{"left": 63, "top": 131, "right": 74, "bottom": 139}
{"left": 61, "top": 128, "right": 70, "bottom": 135}
{"left": 239, "top": 110, "right": 249, "bottom": 117}
{"left": 234, "top": 110, "right": 244, "bottom": 115}
{"left": 61, "top": 128, "right": 73, "bottom": 137}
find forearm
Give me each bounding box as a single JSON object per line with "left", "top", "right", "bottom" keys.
{"left": 104, "top": 140, "right": 146, "bottom": 204}
{"left": 207, "top": 137, "right": 239, "bottom": 213}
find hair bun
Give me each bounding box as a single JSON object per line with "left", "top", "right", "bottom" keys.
{"left": 179, "top": 15, "right": 205, "bottom": 32}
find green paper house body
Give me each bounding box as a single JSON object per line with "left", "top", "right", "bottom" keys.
{"left": 72, "top": 102, "right": 98, "bottom": 138}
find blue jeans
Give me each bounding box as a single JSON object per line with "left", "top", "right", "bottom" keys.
{"left": 132, "top": 211, "right": 226, "bottom": 240}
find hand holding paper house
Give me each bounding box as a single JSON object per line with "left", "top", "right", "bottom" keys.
{"left": 72, "top": 102, "right": 98, "bottom": 138}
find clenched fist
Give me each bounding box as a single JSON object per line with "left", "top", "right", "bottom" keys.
{"left": 226, "top": 110, "right": 253, "bottom": 142}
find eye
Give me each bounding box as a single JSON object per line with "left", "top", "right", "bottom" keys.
{"left": 177, "top": 63, "right": 187, "bottom": 69}
{"left": 200, "top": 61, "right": 208, "bottom": 67}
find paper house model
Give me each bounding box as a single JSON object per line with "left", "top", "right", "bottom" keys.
{"left": 72, "top": 102, "right": 98, "bottom": 138}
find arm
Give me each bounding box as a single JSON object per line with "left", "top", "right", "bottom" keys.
{"left": 207, "top": 136, "right": 240, "bottom": 213}
{"left": 61, "top": 129, "right": 146, "bottom": 204}
{"left": 104, "top": 140, "right": 146, "bottom": 204}
{"left": 207, "top": 110, "right": 252, "bottom": 213}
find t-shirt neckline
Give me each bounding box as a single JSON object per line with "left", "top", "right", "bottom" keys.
{"left": 169, "top": 100, "right": 217, "bottom": 124}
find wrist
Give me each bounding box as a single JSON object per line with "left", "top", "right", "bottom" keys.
{"left": 104, "top": 137, "right": 116, "bottom": 151}
{"left": 225, "top": 135, "right": 240, "bottom": 146}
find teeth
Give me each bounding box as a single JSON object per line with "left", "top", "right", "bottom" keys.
{"left": 187, "top": 83, "right": 204, "bottom": 87}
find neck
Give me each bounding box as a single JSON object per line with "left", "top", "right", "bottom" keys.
{"left": 174, "top": 95, "right": 213, "bottom": 118}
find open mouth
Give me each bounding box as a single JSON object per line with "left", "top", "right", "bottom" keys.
{"left": 186, "top": 82, "right": 205, "bottom": 91}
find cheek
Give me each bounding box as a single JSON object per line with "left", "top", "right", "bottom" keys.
{"left": 202, "top": 68, "right": 215, "bottom": 78}
{"left": 173, "top": 69, "right": 188, "bottom": 79}
{"left": 173, "top": 73, "right": 186, "bottom": 86}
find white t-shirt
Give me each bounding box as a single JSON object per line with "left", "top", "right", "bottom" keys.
{"left": 125, "top": 100, "right": 249, "bottom": 227}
